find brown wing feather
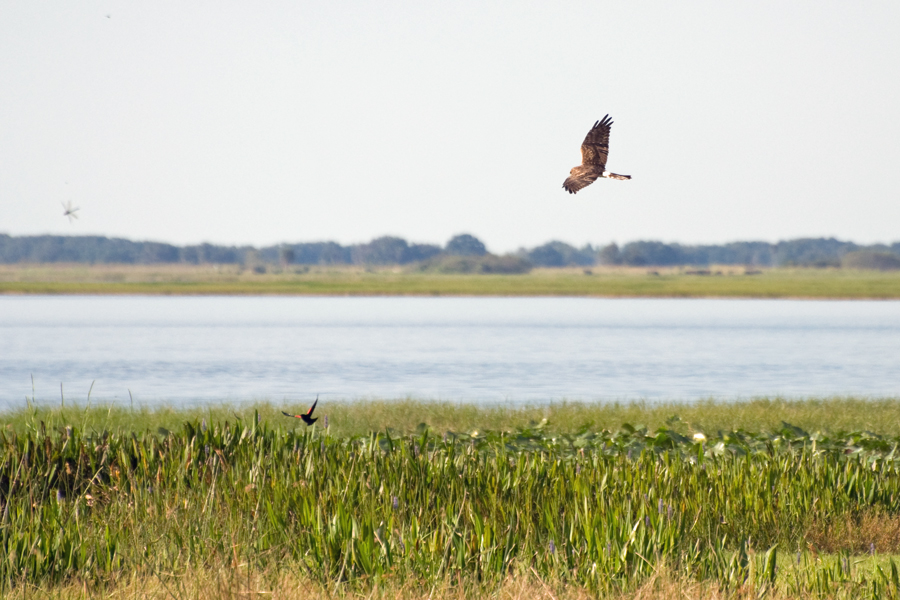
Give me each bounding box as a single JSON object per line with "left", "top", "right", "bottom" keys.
{"left": 563, "top": 165, "right": 603, "bottom": 194}
{"left": 579, "top": 114, "right": 612, "bottom": 170}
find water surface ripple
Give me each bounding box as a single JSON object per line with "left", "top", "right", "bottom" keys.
{"left": 2, "top": 296, "right": 899, "bottom": 408}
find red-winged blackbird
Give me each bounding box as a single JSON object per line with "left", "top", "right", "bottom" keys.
{"left": 282, "top": 396, "right": 318, "bottom": 425}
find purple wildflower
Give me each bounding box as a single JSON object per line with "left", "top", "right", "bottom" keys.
{"left": 549, "top": 540, "right": 556, "bottom": 554}
{"left": 324, "top": 414, "right": 329, "bottom": 429}
{"left": 645, "top": 515, "right": 651, "bottom": 528}
{"left": 392, "top": 495, "right": 399, "bottom": 510}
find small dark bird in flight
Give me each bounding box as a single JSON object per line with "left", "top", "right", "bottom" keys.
{"left": 562, "top": 114, "right": 631, "bottom": 194}
{"left": 282, "top": 396, "right": 319, "bottom": 425}
{"left": 61, "top": 200, "right": 80, "bottom": 223}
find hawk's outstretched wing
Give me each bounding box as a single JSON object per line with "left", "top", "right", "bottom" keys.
{"left": 562, "top": 165, "right": 604, "bottom": 194}
{"left": 579, "top": 114, "right": 612, "bottom": 169}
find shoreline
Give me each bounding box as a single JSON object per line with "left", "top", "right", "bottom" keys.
{"left": 3, "top": 264, "right": 900, "bottom": 298}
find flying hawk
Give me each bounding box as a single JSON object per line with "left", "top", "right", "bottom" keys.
{"left": 562, "top": 115, "right": 631, "bottom": 194}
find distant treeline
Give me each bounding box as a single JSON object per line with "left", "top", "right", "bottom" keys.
{"left": 2, "top": 233, "right": 900, "bottom": 268}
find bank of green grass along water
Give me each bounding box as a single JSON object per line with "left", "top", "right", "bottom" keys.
{"left": 7, "top": 396, "right": 900, "bottom": 439}
{"left": 3, "top": 264, "right": 900, "bottom": 297}
{"left": 4, "top": 397, "right": 900, "bottom": 598}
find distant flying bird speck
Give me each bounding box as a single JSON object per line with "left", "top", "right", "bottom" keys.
{"left": 61, "top": 201, "right": 80, "bottom": 223}
{"left": 562, "top": 114, "right": 631, "bottom": 194}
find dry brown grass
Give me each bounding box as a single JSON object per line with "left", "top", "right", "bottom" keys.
{"left": 0, "top": 571, "right": 728, "bottom": 600}
{"left": 1, "top": 570, "right": 589, "bottom": 600}
{"left": 0, "top": 263, "right": 750, "bottom": 283}
{"left": 1, "top": 566, "right": 878, "bottom": 600}
{"left": 0, "top": 262, "right": 368, "bottom": 284}
{"left": 805, "top": 510, "right": 900, "bottom": 554}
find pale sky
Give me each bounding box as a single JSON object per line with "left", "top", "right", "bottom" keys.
{"left": 2, "top": 1, "right": 899, "bottom": 254}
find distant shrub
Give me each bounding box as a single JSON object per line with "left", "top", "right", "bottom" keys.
{"left": 351, "top": 236, "right": 441, "bottom": 265}
{"left": 526, "top": 241, "right": 596, "bottom": 267}
{"left": 773, "top": 237, "right": 851, "bottom": 267}
{"left": 527, "top": 244, "right": 565, "bottom": 267}
{"left": 445, "top": 234, "right": 487, "bottom": 256}
{"left": 351, "top": 236, "right": 411, "bottom": 265}
{"left": 182, "top": 242, "right": 245, "bottom": 264}
{"left": 842, "top": 251, "right": 900, "bottom": 271}
{"left": 298, "top": 242, "right": 353, "bottom": 265}
{"left": 407, "top": 243, "right": 443, "bottom": 262}
{"left": 620, "top": 241, "right": 682, "bottom": 266}
{"left": 414, "top": 254, "right": 532, "bottom": 274}
{"left": 597, "top": 243, "right": 622, "bottom": 265}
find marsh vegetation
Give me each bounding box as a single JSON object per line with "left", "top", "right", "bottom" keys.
{"left": 4, "top": 398, "right": 900, "bottom": 598}
{"left": 3, "top": 263, "right": 900, "bottom": 298}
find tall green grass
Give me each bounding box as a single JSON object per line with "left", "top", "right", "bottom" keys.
{"left": 6, "top": 396, "right": 900, "bottom": 438}
{"left": 3, "top": 265, "right": 900, "bottom": 297}
{"left": 4, "top": 408, "right": 900, "bottom": 597}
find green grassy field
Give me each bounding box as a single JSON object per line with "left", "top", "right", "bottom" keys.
{"left": 4, "top": 398, "right": 900, "bottom": 599}
{"left": 7, "top": 396, "right": 900, "bottom": 438}
{"left": 3, "top": 263, "right": 900, "bottom": 297}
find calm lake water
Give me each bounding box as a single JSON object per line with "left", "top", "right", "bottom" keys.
{"left": 1, "top": 296, "right": 899, "bottom": 409}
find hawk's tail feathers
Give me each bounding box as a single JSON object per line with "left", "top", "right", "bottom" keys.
{"left": 607, "top": 173, "right": 631, "bottom": 180}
